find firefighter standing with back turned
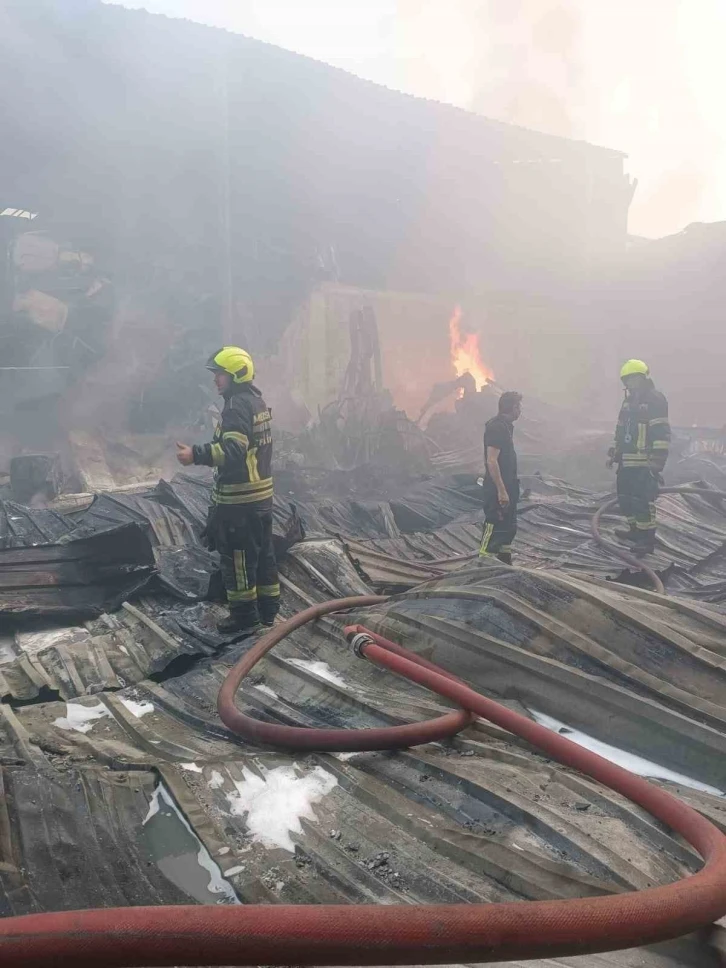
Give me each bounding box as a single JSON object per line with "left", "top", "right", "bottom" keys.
{"left": 609, "top": 359, "right": 671, "bottom": 556}
{"left": 176, "top": 347, "right": 280, "bottom": 635}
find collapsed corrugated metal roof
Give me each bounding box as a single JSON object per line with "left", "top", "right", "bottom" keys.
{"left": 348, "top": 476, "right": 726, "bottom": 601}
{"left": 0, "top": 546, "right": 724, "bottom": 966}
{"left": 2, "top": 467, "right": 726, "bottom": 964}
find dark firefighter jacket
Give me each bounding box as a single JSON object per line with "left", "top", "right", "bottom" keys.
{"left": 192, "top": 383, "right": 273, "bottom": 510}
{"left": 613, "top": 380, "right": 671, "bottom": 471}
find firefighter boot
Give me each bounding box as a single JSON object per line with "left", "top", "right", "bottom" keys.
{"left": 259, "top": 598, "right": 281, "bottom": 628}
{"left": 216, "top": 605, "right": 262, "bottom": 636}
{"left": 632, "top": 531, "right": 656, "bottom": 557}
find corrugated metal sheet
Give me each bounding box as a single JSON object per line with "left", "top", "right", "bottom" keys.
{"left": 0, "top": 765, "right": 190, "bottom": 915}
{"left": 0, "top": 522, "right": 155, "bottom": 619}
{"left": 347, "top": 481, "right": 726, "bottom": 602}
{"left": 0, "top": 601, "right": 220, "bottom": 703}
{"left": 0, "top": 501, "right": 72, "bottom": 548}
{"left": 1, "top": 471, "right": 726, "bottom": 963}
{"left": 0, "top": 536, "right": 722, "bottom": 964}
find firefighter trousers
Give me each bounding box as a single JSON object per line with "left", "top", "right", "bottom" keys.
{"left": 216, "top": 509, "right": 280, "bottom": 624}
{"left": 479, "top": 482, "right": 519, "bottom": 565}
{"left": 617, "top": 466, "right": 659, "bottom": 545}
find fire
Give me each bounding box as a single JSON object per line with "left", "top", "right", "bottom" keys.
{"left": 449, "top": 306, "right": 494, "bottom": 390}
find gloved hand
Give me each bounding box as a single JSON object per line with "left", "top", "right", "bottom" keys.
{"left": 606, "top": 447, "right": 617, "bottom": 469}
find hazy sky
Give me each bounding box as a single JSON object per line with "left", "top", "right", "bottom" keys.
{"left": 111, "top": 0, "right": 726, "bottom": 238}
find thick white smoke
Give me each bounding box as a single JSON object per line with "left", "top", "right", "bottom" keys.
{"left": 393, "top": 0, "right": 726, "bottom": 238}
{"left": 113, "top": 0, "right": 726, "bottom": 238}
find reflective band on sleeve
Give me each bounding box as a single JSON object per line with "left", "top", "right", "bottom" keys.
{"left": 222, "top": 431, "right": 249, "bottom": 447}
{"left": 246, "top": 447, "right": 261, "bottom": 483}
{"left": 210, "top": 443, "right": 225, "bottom": 467}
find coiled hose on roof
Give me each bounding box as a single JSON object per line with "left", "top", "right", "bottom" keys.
{"left": 591, "top": 485, "right": 726, "bottom": 594}
{"left": 1, "top": 595, "right": 725, "bottom": 966}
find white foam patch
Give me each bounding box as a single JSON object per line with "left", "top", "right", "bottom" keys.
{"left": 54, "top": 701, "right": 111, "bottom": 734}
{"left": 144, "top": 784, "right": 239, "bottom": 903}
{"left": 120, "top": 698, "right": 154, "bottom": 718}
{"left": 208, "top": 771, "right": 225, "bottom": 790}
{"left": 530, "top": 710, "right": 725, "bottom": 797}
{"left": 223, "top": 865, "right": 245, "bottom": 877}
{"left": 255, "top": 683, "right": 278, "bottom": 700}
{"left": 181, "top": 763, "right": 203, "bottom": 773}
{"left": 288, "top": 658, "right": 346, "bottom": 688}
{"left": 226, "top": 765, "right": 338, "bottom": 852}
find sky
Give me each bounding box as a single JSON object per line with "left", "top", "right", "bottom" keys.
{"left": 111, "top": 0, "right": 726, "bottom": 239}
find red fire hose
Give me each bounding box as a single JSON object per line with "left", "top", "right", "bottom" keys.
{"left": 217, "top": 596, "right": 474, "bottom": 750}
{"left": 1, "top": 597, "right": 726, "bottom": 966}
{"left": 591, "top": 485, "right": 726, "bottom": 594}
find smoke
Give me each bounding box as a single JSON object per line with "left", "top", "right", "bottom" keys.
{"left": 110, "top": 0, "right": 726, "bottom": 237}
{"left": 393, "top": 0, "right": 726, "bottom": 238}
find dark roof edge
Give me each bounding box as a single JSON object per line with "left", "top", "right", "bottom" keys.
{"left": 102, "top": 1, "right": 627, "bottom": 160}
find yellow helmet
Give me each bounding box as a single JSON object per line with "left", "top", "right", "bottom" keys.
{"left": 206, "top": 346, "right": 254, "bottom": 384}
{"left": 620, "top": 359, "right": 649, "bottom": 380}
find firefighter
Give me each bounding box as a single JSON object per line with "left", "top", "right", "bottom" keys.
{"left": 479, "top": 391, "right": 523, "bottom": 565}
{"left": 609, "top": 359, "right": 671, "bottom": 556}
{"left": 176, "top": 347, "right": 280, "bottom": 634}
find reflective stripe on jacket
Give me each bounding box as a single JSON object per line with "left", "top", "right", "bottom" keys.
{"left": 193, "top": 384, "right": 273, "bottom": 509}
{"left": 614, "top": 381, "right": 670, "bottom": 469}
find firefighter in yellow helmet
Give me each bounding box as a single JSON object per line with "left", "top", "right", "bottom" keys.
{"left": 176, "top": 347, "right": 279, "bottom": 634}
{"left": 608, "top": 360, "right": 671, "bottom": 556}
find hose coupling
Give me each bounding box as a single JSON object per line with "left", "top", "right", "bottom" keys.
{"left": 348, "top": 631, "right": 374, "bottom": 658}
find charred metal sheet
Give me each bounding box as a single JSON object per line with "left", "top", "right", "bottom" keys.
{"left": 0, "top": 609, "right": 716, "bottom": 965}
{"left": 154, "top": 473, "right": 213, "bottom": 529}
{"left": 346, "top": 522, "right": 480, "bottom": 589}
{"left": 0, "top": 602, "right": 218, "bottom": 702}
{"left": 361, "top": 564, "right": 726, "bottom": 789}
{"left": 0, "top": 500, "right": 72, "bottom": 549}
{"left": 72, "top": 490, "right": 197, "bottom": 546}
{"left": 0, "top": 531, "right": 721, "bottom": 963}
{"left": 0, "top": 522, "right": 155, "bottom": 619}
{"left": 0, "top": 477, "right": 725, "bottom": 965}
{"left": 285, "top": 539, "right": 372, "bottom": 599}
{"left": 388, "top": 475, "right": 483, "bottom": 532}
{"left": 346, "top": 483, "right": 726, "bottom": 601}
{"left": 0, "top": 764, "right": 192, "bottom": 915}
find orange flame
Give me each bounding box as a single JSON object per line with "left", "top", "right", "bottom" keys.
{"left": 449, "top": 306, "right": 494, "bottom": 390}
